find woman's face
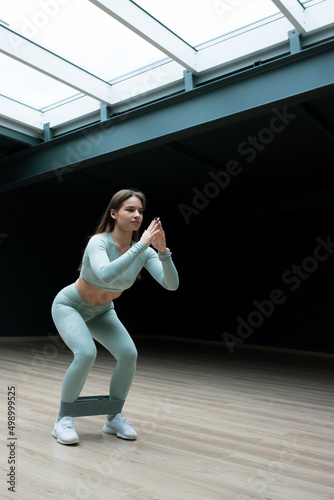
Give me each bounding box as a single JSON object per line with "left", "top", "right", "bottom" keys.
{"left": 111, "top": 196, "right": 144, "bottom": 232}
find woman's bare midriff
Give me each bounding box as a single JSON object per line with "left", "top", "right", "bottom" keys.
{"left": 75, "top": 275, "right": 123, "bottom": 306}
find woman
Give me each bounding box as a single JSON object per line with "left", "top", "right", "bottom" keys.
{"left": 51, "top": 189, "right": 179, "bottom": 445}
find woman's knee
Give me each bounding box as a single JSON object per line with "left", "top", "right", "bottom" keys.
{"left": 118, "top": 344, "right": 138, "bottom": 365}
{"left": 129, "top": 345, "right": 138, "bottom": 363}
{"left": 74, "top": 344, "right": 97, "bottom": 366}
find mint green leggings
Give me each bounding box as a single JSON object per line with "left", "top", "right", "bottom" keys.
{"left": 51, "top": 283, "right": 137, "bottom": 418}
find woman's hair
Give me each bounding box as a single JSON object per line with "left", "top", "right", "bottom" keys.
{"left": 78, "top": 189, "right": 146, "bottom": 272}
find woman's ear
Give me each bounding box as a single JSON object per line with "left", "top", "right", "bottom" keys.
{"left": 110, "top": 209, "right": 116, "bottom": 220}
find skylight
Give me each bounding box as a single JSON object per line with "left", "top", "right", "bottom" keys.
{"left": 133, "top": 0, "right": 282, "bottom": 46}
{"left": 0, "top": 0, "right": 333, "bottom": 136}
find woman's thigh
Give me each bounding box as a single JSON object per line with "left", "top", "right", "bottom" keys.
{"left": 51, "top": 285, "right": 98, "bottom": 357}
{"left": 88, "top": 308, "right": 137, "bottom": 361}
{"left": 52, "top": 302, "right": 97, "bottom": 358}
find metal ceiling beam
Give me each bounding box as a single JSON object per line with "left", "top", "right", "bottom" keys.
{"left": 89, "top": 0, "right": 198, "bottom": 74}
{"left": 0, "top": 126, "right": 41, "bottom": 147}
{"left": 0, "top": 42, "right": 334, "bottom": 193}
{"left": 272, "top": 0, "right": 334, "bottom": 34}
{"left": 271, "top": 0, "right": 307, "bottom": 33}
{"left": 0, "top": 25, "right": 112, "bottom": 105}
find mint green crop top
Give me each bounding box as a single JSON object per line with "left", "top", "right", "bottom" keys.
{"left": 80, "top": 233, "right": 179, "bottom": 293}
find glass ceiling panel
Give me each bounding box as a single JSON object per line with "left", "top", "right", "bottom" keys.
{"left": 133, "top": 0, "right": 282, "bottom": 47}
{"left": 0, "top": 0, "right": 332, "bottom": 129}
{"left": 1, "top": 0, "right": 179, "bottom": 113}
{"left": 0, "top": 54, "right": 81, "bottom": 110}
{"left": 1, "top": 0, "right": 171, "bottom": 82}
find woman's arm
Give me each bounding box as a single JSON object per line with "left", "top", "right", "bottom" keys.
{"left": 144, "top": 249, "right": 179, "bottom": 291}
{"left": 144, "top": 219, "right": 179, "bottom": 290}
{"left": 87, "top": 236, "right": 147, "bottom": 285}
{"left": 87, "top": 218, "right": 164, "bottom": 285}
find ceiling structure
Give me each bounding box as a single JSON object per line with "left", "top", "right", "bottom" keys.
{"left": 1, "top": 0, "right": 334, "bottom": 226}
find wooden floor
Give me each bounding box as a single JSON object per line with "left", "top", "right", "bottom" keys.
{"left": 1, "top": 337, "right": 334, "bottom": 500}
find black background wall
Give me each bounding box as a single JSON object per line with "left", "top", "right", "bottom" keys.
{"left": 1, "top": 35, "right": 334, "bottom": 354}
{"left": 1, "top": 175, "right": 334, "bottom": 354}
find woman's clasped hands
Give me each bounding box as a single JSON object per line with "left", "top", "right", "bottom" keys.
{"left": 140, "top": 217, "right": 170, "bottom": 253}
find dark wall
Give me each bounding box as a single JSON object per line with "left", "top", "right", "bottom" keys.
{"left": 1, "top": 178, "right": 334, "bottom": 353}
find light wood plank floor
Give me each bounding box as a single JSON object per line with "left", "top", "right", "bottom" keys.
{"left": 1, "top": 337, "right": 334, "bottom": 500}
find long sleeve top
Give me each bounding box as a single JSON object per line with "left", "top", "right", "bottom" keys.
{"left": 80, "top": 233, "right": 179, "bottom": 293}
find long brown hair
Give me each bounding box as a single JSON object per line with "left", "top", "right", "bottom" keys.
{"left": 78, "top": 189, "right": 146, "bottom": 271}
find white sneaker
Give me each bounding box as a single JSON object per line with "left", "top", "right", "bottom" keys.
{"left": 52, "top": 417, "right": 79, "bottom": 445}
{"left": 102, "top": 413, "right": 137, "bottom": 440}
